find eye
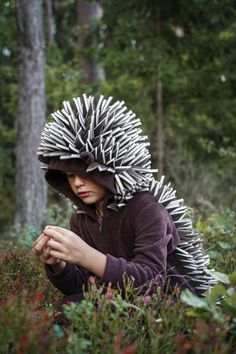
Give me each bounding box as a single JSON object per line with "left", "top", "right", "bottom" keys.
{"left": 66, "top": 172, "right": 75, "bottom": 178}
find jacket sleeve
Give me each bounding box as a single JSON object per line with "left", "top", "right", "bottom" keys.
{"left": 44, "top": 212, "right": 90, "bottom": 295}
{"left": 100, "top": 202, "right": 180, "bottom": 290}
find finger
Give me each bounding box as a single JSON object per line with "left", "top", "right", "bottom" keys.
{"left": 43, "top": 228, "right": 65, "bottom": 243}
{"left": 35, "top": 235, "right": 50, "bottom": 250}
{"left": 46, "top": 225, "right": 75, "bottom": 237}
{"left": 40, "top": 247, "right": 59, "bottom": 263}
{"left": 44, "top": 246, "right": 51, "bottom": 256}
{"left": 43, "top": 246, "right": 53, "bottom": 257}
{"left": 46, "top": 225, "right": 68, "bottom": 233}
{"left": 46, "top": 257, "right": 60, "bottom": 265}
{"left": 39, "top": 253, "right": 51, "bottom": 262}
{"left": 33, "top": 233, "right": 44, "bottom": 248}
{"left": 49, "top": 249, "right": 68, "bottom": 262}
{"left": 33, "top": 235, "right": 46, "bottom": 255}
{"left": 88, "top": 275, "right": 96, "bottom": 284}
{"left": 39, "top": 255, "right": 56, "bottom": 265}
{"left": 34, "top": 235, "right": 50, "bottom": 255}
{"left": 47, "top": 239, "right": 65, "bottom": 253}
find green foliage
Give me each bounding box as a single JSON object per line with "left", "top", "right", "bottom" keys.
{"left": 0, "top": 248, "right": 61, "bottom": 304}
{"left": 63, "top": 282, "right": 187, "bottom": 354}
{"left": 0, "top": 206, "right": 235, "bottom": 353}
{"left": 196, "top": 207, "right": 236, "bottom": 273}
{"left": 180, "top": 274, "right": 236, "bottom": 350}
{"left": 4, "top": 202, "right": 72, "bottom": 249}
{"left": 45, "top": 43, "right": 86, "bottom": 115}
{"left": 181, "top": 277, "right": 236, "bottom": 322}
{"left": 0, "top": 1, "right": 18, "bottom": 232}
{"left": 98, "top": 0, "right": 236, "bottom": 209}
{"left": 62, "top": 273, "right": 236, "bottom": 353}
{"left": 0, "top": 293, "right": 66, "bottom": 354}
{"left": 1, "top": 0, "right": 236, "bottom": 229}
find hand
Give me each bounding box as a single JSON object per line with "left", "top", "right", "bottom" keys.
{"left": 43, "top": 225, "right": 107, "bottom": 277}
{"left": 43, "top": 225, "right": 89, "bottom": 265}
{"left": 33, "top": 233, "right": 65, "bottom": 271}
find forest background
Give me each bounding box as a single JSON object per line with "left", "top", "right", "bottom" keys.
{"left": 1, "top": 0, "right": 236, "bottom": 233}
{"left": 0, "top": 1, "right": 236, "bottom": 353}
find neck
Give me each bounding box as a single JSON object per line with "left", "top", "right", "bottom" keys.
{"left": 95, "top": 200, "right": 104, "bottom": 218}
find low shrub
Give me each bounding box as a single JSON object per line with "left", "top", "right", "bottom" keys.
{"left": 0, "top": 292, "right": 66, "bottom": 354}
{"left": 0, "top": 205, "right": 235, "bottom": 353}
{"left": 196, "top": 207, "right": 236, "bottom": 273}
{"left": 0, "top": 249, "right": 61, "bottom": 305}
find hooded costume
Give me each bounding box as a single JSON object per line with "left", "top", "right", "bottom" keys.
{"left": 38, "top": 94, "right": 216, "bottom": 296}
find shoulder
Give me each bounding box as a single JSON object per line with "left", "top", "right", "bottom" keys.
{"left": 125, "top": 191, "right": 168, "bottom": 220}
{"left": 127, "top": 191, "right": 155, "bottom": 206}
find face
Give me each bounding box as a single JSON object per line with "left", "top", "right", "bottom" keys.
{"left": 66, "top": 172, "right": 107, "bottom": 207}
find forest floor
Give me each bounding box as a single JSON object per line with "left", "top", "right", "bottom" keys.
{"left": 0, "top": 205, "right": 236, "bottom": 354}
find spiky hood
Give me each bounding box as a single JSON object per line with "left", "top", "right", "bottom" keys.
{"left": 38, "top": 94, "right": 217, "bottom": 293}
{"left": 38, "top": 94, "right": 156, "bottom": 210}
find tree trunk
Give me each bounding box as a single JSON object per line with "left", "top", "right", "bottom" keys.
{"left": 15, "top": 0, "right": 47, "bottom": 229}
{"left": 45, "top": 0, "right": 54, "bottom": 44}
{"left": 155, "top": 63, "right": 164, "bottom": 178}
{"left": 153, "top": 1, "right": 164, "bottom": 179}
{"left": 77, "top": 0, "right": 103, "bottom": 84}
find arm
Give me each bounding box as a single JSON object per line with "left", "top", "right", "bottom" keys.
{"left": 44, "top": 203, "right": 179, "bottom": 291}
{"left": 45, "top": 261, "right": 89, "bottom": 295}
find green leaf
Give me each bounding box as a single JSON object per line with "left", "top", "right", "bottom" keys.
{"left": 221, "top": 292, "right": 236, "bottom": 316}
{"left": 226, "top": 287, "right": 235, "bottom": 297}
{"left": 205, "top": 270, "right": 230, "bottom": 284}
{"left": 208, "top": 250, "right": 220, "bottom": 259}
{"left": 53, "top": 324, "right": 64, "bottom": 338}
{"left": 185, "top": 308, "right": 209, "bottom": 318}
{"left": 229, "top": 272, "right": 236, "bottom": 285}
{"left": 206, "top": 284, "right": 226, "bottom": 303}
{"left": 180, "top": 290, "right": 209, "bottom": 309}
{"left": 217, "top": 241, "right": 231, "bottom": 250}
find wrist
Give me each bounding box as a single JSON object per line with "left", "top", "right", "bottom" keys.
{"left": 81, "top": 245, "right": 107, "bottom": 278}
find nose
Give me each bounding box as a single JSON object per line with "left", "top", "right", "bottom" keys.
{"left": 73, "top": 174, "right": 85, "bottom": 187}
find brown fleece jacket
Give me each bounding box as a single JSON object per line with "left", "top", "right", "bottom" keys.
{"left": 44, "top": 158, "right": 199, "bottom": 296}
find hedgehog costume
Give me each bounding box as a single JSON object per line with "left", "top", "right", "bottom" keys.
{"left": 38, "top": 94, "right": 216, "bottom": 296}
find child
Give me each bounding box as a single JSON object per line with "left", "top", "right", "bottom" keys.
{"left": 33, "top": 94, "right": 216, "bottom": 301}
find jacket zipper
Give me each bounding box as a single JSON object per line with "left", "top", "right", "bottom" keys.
{"left": 77, "top": 209, "right": 103, "bottom": 232}
{"left": 97, "top": 217, "right": 103, "bottom": 232}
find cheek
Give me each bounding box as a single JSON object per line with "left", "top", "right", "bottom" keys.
{"left": 68, "top": 180, "right": 76, "bottom": 193}
{"left": 99, "top": 188, "right": 107, "bottom": 199}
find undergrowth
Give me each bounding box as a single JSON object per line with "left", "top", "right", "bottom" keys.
{"left": 0, "top": 205, "right": 235, "bottom": 353}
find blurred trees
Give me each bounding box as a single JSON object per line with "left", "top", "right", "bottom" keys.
{"left": 0, "top": 0, "right": 235, "bottom": 231}
{"left": 77, "top": 0, "right": 102, "bottom": 84}
{"left": 97, "top": 0, "right": 236, "bottom": 205}
{"left": 15, "top": 0, "right": 47, "bottom": 228}
{"left": 0, "top": 1, "right": 18, "bottom": 229}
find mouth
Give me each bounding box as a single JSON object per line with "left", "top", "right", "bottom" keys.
{"left": 78, "top": 191, "right": 92, "bottom": 198}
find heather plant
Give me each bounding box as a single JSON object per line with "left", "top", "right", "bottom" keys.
{"left": 0, "top": 206, "right": 235, "bottom": 353}
{"left": 0, "top": 249, "right": 61, "bottom": 305}
{"left": 63, "top": 281, "right": 190, "bottom": 354}
{"left": 0, "top": 293, "right": 66, "bottom": 354}
{"left": 63, "top": 276, "right": 236, "bottom": 353}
